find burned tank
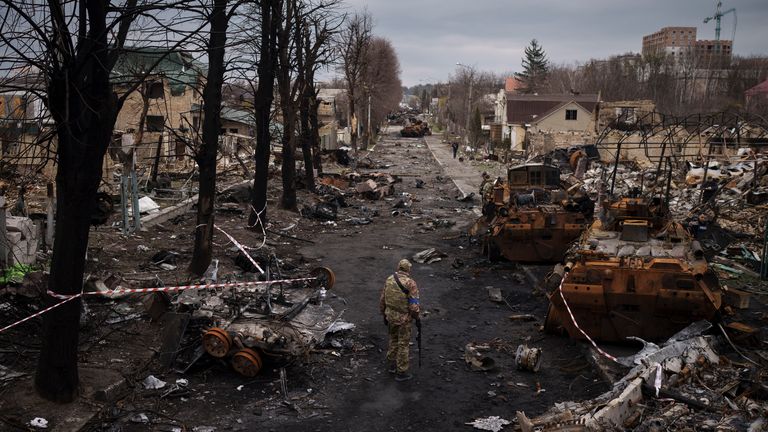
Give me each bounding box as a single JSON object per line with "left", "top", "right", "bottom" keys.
{"left": 473, "top": 162, "right": 593, "bottom": 262}
{"left": 400, "top": 119, "right": 431, "bottom": 137}
{"left": 200, "top": 267, "right": 340, "bottom": 377}
{"left": 544, "top": 197, "right": 723, "bottom": 343}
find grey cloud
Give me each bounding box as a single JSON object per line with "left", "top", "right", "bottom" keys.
{"left": 343, "top": 0, "right": 768, "bottom": 85}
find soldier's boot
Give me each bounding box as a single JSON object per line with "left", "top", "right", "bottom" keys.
{"left": 386, "top": 361, "right": 396, "bottom": 374}
{"left": 395, "top": 372, "right": 412, "bottom": 382}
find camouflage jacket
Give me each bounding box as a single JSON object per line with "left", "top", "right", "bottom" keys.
{"left": 379, "top": 271, "right": 420, "bottom": 326}
{"left": 481, "top": 180, "right": 494, "bottom": 200}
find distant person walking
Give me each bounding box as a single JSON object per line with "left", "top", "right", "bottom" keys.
{"left": 380, "top": 259, "right": 420, "bottom": 381}
{"left": 451, "top": 141, "right": 459, "bottom": 158}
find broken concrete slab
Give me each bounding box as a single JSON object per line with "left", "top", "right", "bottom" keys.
{"left": 413, "top": 248, "right": 447, "bottom": 264}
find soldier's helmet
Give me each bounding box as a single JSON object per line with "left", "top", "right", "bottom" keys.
{"left": 397, "top": 259, "right": 412, "bottom": 273}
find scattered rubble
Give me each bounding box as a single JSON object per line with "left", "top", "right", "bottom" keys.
{"left": 413, "top": 248, "right": 448, "bottom": 264}
{"left": 466, "top": 416, "right": 511, "bottom": 432}
{"left": 520, "top": 322, "right": 768, "bottom": 431}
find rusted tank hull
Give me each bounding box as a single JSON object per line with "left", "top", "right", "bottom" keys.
{"left": 544, "top": 262, "right": 722, "bottom": 342}
{"left": 487, "top": 226, "right": 584, "bottom": 263}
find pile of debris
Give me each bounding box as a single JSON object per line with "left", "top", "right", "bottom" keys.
{"left": 570, "top": 152, "right": 767, "bottom": 282}
{"left": 518, "top": 322, "right": 768, "bottom": 431}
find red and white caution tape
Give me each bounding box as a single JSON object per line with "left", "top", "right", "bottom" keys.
{"left": 1, "top": 227, "right": 314, "bottom": 333}
{"left": 556, "top": 275, "right": 619, "bottom": 363}
{"left": 215, "top": 224, "right": 265, "bottom": 275}
{"left": 0, "top": 294, "right": 82, "bottom": 333}
{"left": 1, "top": 276, "right": 318, "bottom": 334}
{"left": 46, "top": 276, "right": 318, "bottom": 300}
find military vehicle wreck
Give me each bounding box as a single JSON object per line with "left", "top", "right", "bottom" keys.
{"left": 473, "top": 162, "right": 593, "bottom": 262}
{"left": 400, "top": 119, "right": 431, "bottom": 137}
{"left": 544, "top": 196, "right": 724, "bottom": 342}
{"left": 200, "top": 267, "right": 341, "bottom": 377}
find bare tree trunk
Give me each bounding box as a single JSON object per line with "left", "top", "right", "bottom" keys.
{"left": 35, "top": 0, "right": 123, "bottom": 402}
{"left": 280, "top": 108, "right": 297, "bottom": 210}
{"left": 277, "top": 0, "right": 297, "bottom": 211}
{"left": 189, "top": 0, "right": 229, "bottom": 276}
{"left": 249, "top": 0, "right": 280, "bottom": 228}
{"left": 309, "top": 88, "right": 323, "bottom": 175}
{"left": 299, "top": 86, "right": 315, "bottom": 191}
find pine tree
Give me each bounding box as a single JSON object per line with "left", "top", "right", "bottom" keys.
{"left": 515, "top": 39, "right": 549, "bottom": 94}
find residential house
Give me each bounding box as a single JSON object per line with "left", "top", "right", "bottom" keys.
{"left": 596, "top": 100, "right": 656, "bottom": 131}
{"left": 317, "top": 88, "right": 348, "bottom": 149}
{"left": 0, "top": 73, "right": 54, "bottom": 174}
{"left": 502, "top": 93, "right": 600, "bottom": 151}
{"left": 112, "top": 48, "right": 207, "bottom": 164}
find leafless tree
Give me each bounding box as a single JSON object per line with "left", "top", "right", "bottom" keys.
{"left": 296, "top": 3, "right": 342, "bottom": 184}
{"left": 0, "top": 0, "right": 203, "bottom": 402}
{"left": 248, "top": 0, "right": 281, "bottom": 228}
{"left": 338, "top": 11, "right": 371, "bottom": 152}
{"left": 188, "top": 0, "right": 245, "bottom": 276}
{"left": 360, "top": 37, "right": 401, "bottom": 146}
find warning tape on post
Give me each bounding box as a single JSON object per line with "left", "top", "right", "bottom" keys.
{"left": 556, "top": 276, "right": 619, "bottom": 364}
{"left": 0, "top": 276, "right": 318, "bottom": 334}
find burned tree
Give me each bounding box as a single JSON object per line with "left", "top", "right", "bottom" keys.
{"left": 296, "top": 3, "right": 342, "bottom": 189}
{"left": 188, "top": 0, "right": 240, "bottom": 275}
{"left": 338, "top": 11, "right": 372, "bottom": 152}
{"left": 275, "top": 0, "right": 301, "bottom": 211}
{"left": 359, "top": 37, "right": 402, "bottom": 148}
{"left": 248, "top": 0, "right": 281, "bottom": 228}
{"left": 0, "top": 0, "right": 156, "bottom": 402}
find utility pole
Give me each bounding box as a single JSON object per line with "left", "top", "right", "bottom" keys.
{"left": 367, "top": 91, "right": 372, "bottom": 148}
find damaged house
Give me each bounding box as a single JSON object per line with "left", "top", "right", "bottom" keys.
{"left": 494, "top": 93, "right": 600, "bottom": 153}
{"left": 112, "top": 47, "right": 207, "bottom": 165}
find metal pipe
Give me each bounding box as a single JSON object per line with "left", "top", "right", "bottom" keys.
{"left": 664, "top": 157, "right": 673, "bottom": 209}
{"left": 609, "top": 141, "right": 622, "bottom": 195}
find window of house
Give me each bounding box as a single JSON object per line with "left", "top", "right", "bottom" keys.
{"left": 148, "top": 82, "right": 164, "bottom": 99}
{"left": 617, "top": 107, "right": 635, "bottom": 123}
{"left": 146, "top": 115, "right": 164, "bottom": 132}
{"left": 192, "top": 116, "right": 199, "bottom": 130}
{"left": 229, "top": 128, "right": 238, "bottom": 134}
{"left": 529, "top": 170, "right": 542, "bottom": 185}
{"left": 565, "top": 109, "right": 577, "bottom": 121}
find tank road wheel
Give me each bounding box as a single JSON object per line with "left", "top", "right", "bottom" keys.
{"left": 310, "top": 267, "right": 336, "bottom": 290}
{"left": 202, "top": 327, "right": 233, "bottom": 358}
{"left": 231, "top": 348, "right": 263, "bottom": 377}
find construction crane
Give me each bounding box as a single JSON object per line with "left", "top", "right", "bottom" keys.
{"left": 703, "top": 1, "right": 736, "bottom": 41}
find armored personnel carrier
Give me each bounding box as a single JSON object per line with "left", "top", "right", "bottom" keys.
{"left": 474, "top": 162, "right": 593, "bottom": 262}
{"left": 544, "top": 197, "right": 723, "bottom": 342}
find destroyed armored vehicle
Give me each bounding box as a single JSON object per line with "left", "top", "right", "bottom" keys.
{"left": 544, "top": 196, "right": 723, "bottom": 342}
{"left": 473, "top": 162, "right": 593, "bottom": 262}
{"left": 400, "top": 119, "right": 431, "bottom": 138}
{"left": 200, "top": 267, "right": 340, "bottom": 377}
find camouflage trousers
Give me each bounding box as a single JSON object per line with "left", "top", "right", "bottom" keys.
{"left": 386, "top": 322, "right": 412, "bottom": 373}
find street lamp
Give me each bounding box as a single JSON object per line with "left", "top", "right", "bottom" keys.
{"left": 456, "top": 62, "right": 474, "bottom": 149}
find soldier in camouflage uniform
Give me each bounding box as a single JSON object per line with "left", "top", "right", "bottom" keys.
{"left": 379, "top": 259, "right": 420, "bottom": 381}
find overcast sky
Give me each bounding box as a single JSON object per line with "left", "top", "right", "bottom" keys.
{"left": 342, "top": 0, "right": 768, "bottom": 87}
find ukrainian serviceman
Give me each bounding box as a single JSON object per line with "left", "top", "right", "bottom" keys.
{"left": 379, "top": 259, "right": 420, "bottom": 381}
